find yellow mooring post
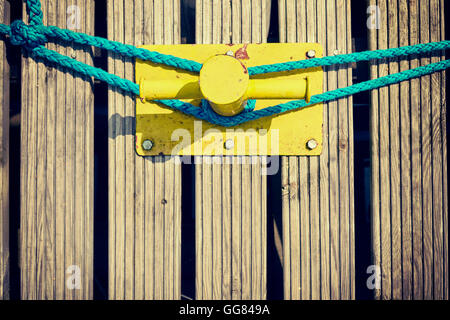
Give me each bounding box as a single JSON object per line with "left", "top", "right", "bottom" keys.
{"left": 139, "top": 54, "right": 311, "bottom": 117}
{"left": 135, "top": 43, "right": 323, "bottom": 156}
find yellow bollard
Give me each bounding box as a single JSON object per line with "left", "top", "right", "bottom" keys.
{"left": 246, "top": 77, "right": 311, "bottom": 102}
{"left": 139, "top": 54, "right": 311, "bottom": 117}
{"left": 199, "top": 55, "right": 249, "bottom": 116}
{"left": 135, "top": 42, "right": 324, "bottom": 156}
{"left": 139, "top": 78, "right": 202, "bottom": 100}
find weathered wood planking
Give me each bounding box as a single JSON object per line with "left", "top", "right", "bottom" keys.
{"left": 279, "top": 0, "right": 355, "bottom": 300}
{"left": 194, "top": 0, "right": 270, "bottom": 300}
{"left": 107, "top": 0, "right": 181, "bottom": 300}
{"left": 20, "top": 0, "right": 94, "bottom": 299}
{"left": 0, "top": 0, "right": 9, "bottom": 301}
{"left": 369, "top": 0, "right": 448, "bottom": 300}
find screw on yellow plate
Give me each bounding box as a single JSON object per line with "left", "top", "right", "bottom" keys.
{"left": 139, "top": 54, "right": 312, "bottom": 117}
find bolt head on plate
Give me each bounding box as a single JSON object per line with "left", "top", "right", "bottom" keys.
{"left": 224, "top": 139, "right": 235, "bottom": 150}
{"left": 306, "top": 50, "right": 316, "bottom": 58}
{"left": 306, "top": 139, "right": 318, "bottom": 150}
{"left": 142, "top": 139, "right": 154, "bottom": 151}
{"left": 226, "top": 50, "right": 234, "bottom": 56}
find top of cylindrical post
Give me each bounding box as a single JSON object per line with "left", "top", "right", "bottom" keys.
{"left": 199, "top": 55, "right": 249, "bottom": 117}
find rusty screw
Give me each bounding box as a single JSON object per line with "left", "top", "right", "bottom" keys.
{"left": 306, "top": 139, "right": 318, "bottom": 150}
{"left": 306, "top": 50, "right": 316, "bottom": 58}
{"left": 142, "top": 139, "right": 154, "bottom": 151}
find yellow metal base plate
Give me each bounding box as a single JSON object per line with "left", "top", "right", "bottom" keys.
{"left": 136, "top": 43, "right": 323, "bottom": 156}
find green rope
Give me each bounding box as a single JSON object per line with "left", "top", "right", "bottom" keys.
{"left": 32, "top": 45, "right": 140, "bottom": 95}
{"left": 248, "top": 41, "right": 450, "bottom": 75}
{"left": 0, "top": 0, "right": 449, "bottom": 127}
{"left": 26, "top": 0, "right": 43, "bottom": 26}
{"left": 159, "top": 58, "right": 450, "bottom": 127}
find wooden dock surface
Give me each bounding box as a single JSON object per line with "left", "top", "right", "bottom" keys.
{"left": 107, "top": 0, "right": 182, "bottom": 300}
{"left": 194, "top": 0, "right": 270, "bottom": 300}
{"left": 20, "top": 0, "right": 95, "bottom": 299}
{"left": 0, "top": 0, "right": 447, "bottom": 300}
{"left": 369, "top": 0, "right": 448, "bottom": 300}
{"left": 279, "top": 0, "right": 355, "bottom": 300}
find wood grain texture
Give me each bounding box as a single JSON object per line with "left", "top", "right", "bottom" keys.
{"left": 0, "top": 0, "right": 9, "bottom": 301}
{"left": 278, "top": 0, "right": 355, "bottom": 300}
{"left": 107, "top": 0, "right": 182, "bottom": 300}
{"left": 369, "top": 0, "right": 448, "bottom": 300}
{"left": 194, "top": 0, "right": 270, "bottom": 300}
{"left": 20, "top": 0, "right": 94, "bottom": 299}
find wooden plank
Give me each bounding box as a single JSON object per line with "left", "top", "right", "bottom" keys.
{"left": 279, "top": 0, "right": 355, "bottom": 300}
{"left": 195, "top": 0, "right": 270, "bottom": 300}
{"left": 20, "top": 0, "right": 94, "bottom": 299}
{"left": 0, "top": 0, "right": 9, "bottom": 301}
{"left": 107, "top": 0, "right": 182, "bottom": 300}
{"left": 368, "top": 0, "right": 448, "bottom": 300}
